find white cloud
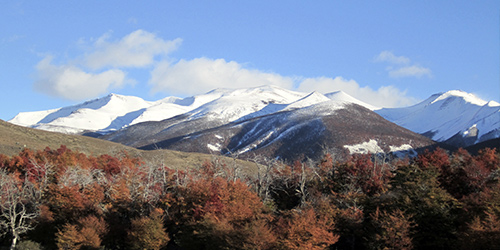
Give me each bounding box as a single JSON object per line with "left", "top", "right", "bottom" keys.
{"left": 34, "top": 56, "right": 129, "bottom": 101}
{"left": 375, "top": 50, "right": 432, "bottom": 79}
{"left": 375, "top": 51, "right": 410, "bottom": 65}
{"left": 296, "top": 76, "right": 417, "bottom": 108}
{"left": 85, "top": 30, "right": 182, "bottom": 69}
{"left": 149, "top": 57, "right": 294, "bottom": 95}
{"left": 388, "top": 65, "right": 432, "bottom": 78}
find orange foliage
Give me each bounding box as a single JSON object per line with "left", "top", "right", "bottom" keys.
{"left": 370, "top": 208, "right": 415, "bottom": 250}
{"left": 186, "top": 177, "right": 263, "bottom": 223}
{"left": 276, "top": 208, "right": 339, "bottom": 250}
{"left": 127, "top": 209, "right": 169, "bottom": 250}
{"left": 56, "top": 215, "right": 108, "bottom": 250}
{"left": 46, "top": 185, "right": 86, "bottom": 220}
{"left": 461, "top": 211, "right": 500, "bottom": 249}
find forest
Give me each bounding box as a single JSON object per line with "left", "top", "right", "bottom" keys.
{"left": 0, "top": 145, "right": 499, "bottom": 250}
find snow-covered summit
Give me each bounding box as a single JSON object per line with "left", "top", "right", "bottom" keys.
{"left": 430, "top": 90, "right": 489, "bottom": 106}
{"left": 9, "top": 85, "right": 371, "bottom": 135}
{"left": 9, "top": 93, "right": 153, "bottom": 133}
{"left": 283, "top": 91, "right": 331, "bottom": 111}
{"left": 325, "top": 91, "right": 379, "bottom": 110}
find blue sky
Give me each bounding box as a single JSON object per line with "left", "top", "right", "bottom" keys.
{"left": 1, "top": 1, "right": 499, "bottom": 121}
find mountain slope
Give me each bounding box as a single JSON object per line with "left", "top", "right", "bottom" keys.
{"left": 0, "top": 119, "right": 250, "bottom": 169}
{"left": 376, "top": 90, "right": 500, "bottom": 147}
{"left": 107, "top": 100, "right": 436, "bottom": 161}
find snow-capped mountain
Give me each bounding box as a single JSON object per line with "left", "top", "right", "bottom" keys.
{"left": 12, "top": 86, "right": 499, "bottom": 160}
{"left": 97, "top": 87, "right": 435, "bottom": 161}
{"left": 376, "top": 90, "right": 500, "bottom": 147}
{"left": 9, "top": 85, "right": 374, "bottom": 135}
{"left": 107, "top": 99, "right": 434, "bottom": 161}
{"left": 9, "top": 94, "right": 154, "bottom": 134}
{"left": 9, "top": 85, "right": 438, "bottom": 160}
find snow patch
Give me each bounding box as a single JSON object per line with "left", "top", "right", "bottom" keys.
{"left": 344, "top": 139, "right": 383, "bottom": 154}
{"left": 463, "top": 124, "right": 478, "bottom": 137}
{"left": 207, "top": 143, "right": 221, "bottom": 152}
{"left": 389, "top": 144, "right": 417, "bottom": 158}
{"left": 238, "top": 130, "right": 276, "bottom": 154}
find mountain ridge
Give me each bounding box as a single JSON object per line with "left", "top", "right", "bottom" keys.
{"left": 8, "top": 86, "right": 499, "bottom": 159}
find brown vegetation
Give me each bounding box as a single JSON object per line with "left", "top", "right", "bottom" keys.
{"left": 0, "top": 145, "right": 498, "bottom": 249}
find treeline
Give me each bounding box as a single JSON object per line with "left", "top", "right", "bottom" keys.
{"left": 0, "top": 145, "right": 499, "bottom": 249}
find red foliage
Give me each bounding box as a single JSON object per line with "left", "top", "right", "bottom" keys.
{"left": 477, "top": 148, "right": 500, "bottom": 171}
{"left": 332, "top": 154, "right": 391, "bottom": 195}
{"left": 417, "top": 148, "right": 450, "bottom": 169}
{"left": 97, "top": 154, "right": 123, "bottom": 176}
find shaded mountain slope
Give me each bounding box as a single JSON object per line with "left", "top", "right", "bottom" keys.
{"left": 122, "top": 103, "right": 437, "bottom": 161}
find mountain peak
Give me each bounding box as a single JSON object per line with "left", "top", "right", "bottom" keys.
{"left": 431, "top": 90, "right": 487, "bottom": 106}
{"left": 107, "top": 93, "right": 125, "bottom": 99}
{"left": 487, "top": 100, "right": 500, "bottom": 107}
{"left": 325, "top": 91, "right": 378, "bottom": 110}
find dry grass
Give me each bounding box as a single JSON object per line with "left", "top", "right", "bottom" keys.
{"left": 0, "top": 120, "right": 256, "bottom": 170}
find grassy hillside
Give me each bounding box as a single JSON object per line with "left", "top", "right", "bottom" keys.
{"left": 0, "top": 120, "right": 254, "bottom": 169}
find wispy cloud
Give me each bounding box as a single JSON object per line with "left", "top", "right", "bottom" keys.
{"left": 388, "top": 65, "right": 432, "bottom": 78}
{"left": 85, "top": 30, "right": 182, "bottom": 69}
{"left": 375, "top": 51, "right": 432, "bottom": 78}
{"left": 128, "top": 17, "right": 138, "bottom": 25}
{"left": 375, "top": 51, "right": 410, "bottom": 65}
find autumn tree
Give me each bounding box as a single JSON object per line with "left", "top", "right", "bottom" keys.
{"left": 56, "top": 215, "right": 108, "bottom": 250}
{"left": 275, "top": 207, "right": 339, "bottom": 250}
{"left": 268, "top": 161, "right": 312, "bottom": 210}
{"left": 329, "top": 154, "right": 392, "bottom": 196}
{"left": 459, "top": 210, "right": 500, "bottom": 249}
{"left": 172, "top": 176, "right": 274, "bottom": 249}
{"left": 389, "top": 163, "right": 460, "bottom": 249}
{"left": 127, "top": 208, "right": 169, "bottom": 250}
{"left": 368, "top": 208, "right": 415, "bottom": 250}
